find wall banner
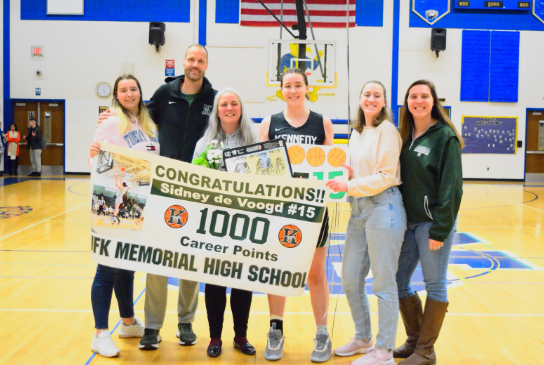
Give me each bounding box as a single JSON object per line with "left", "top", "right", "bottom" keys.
{"left": 461, "top": 116, "right": 517, "bottom": 154}
{"left": 90, "top": 143, "right": 329, "bottom": 297}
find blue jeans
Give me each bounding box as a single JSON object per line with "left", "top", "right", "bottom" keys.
{"left": 396, "top": 221, "right": 456, "bottom": 303}
{"left": 91, "top": 264, "right": 135, "bottom": 329}
{"left": 342, "top": 187, "right": 407, "bottom": 349}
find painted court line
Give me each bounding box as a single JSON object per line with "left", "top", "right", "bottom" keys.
{"left": 0, "top": 250, "right": 88, "bottom": 252}
{"left": 1, "top": 309, "right": 543, "bottom": 317}
{"left": 0, "top": 276, "right": 94, "bottom": 279}
{"left": 495, "top": 196, "right": 544, "bottom": 213}
{"left": 0, "top": 202, "right": 89, "bottom": 241}
{"left": 0, "top": 262, "right": 95, "bottom": 266}
{"left": 84, "top": 288, "right": 146, "bottom": 365}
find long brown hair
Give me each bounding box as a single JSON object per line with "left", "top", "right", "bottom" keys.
{"left": 351, "top": 80, "right": 393, "bottom": 133}
{"left": 400, "top": 80, "right": 464, "bottom": 148}
{"left": 111, "top": 74, "right": 156, "bottom": 138}
{"left": 280, "top": 68, "right": 310, "bottom": 101}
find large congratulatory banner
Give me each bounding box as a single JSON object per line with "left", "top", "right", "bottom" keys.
{"left": 90, "top": 144, "right": 329, "bottom": 296}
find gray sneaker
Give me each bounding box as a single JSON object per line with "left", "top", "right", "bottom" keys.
{"left": 311, "top": 333, "right": 332, "bottom": 363}
{"left": 176, "top": 323, "right": 198, "bottom": 345}
{"left": 264, "top": 328, "right": 284, "bottom": 361}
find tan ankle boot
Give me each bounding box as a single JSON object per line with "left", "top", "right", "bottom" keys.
{"left": 393, "top": 293, "right": 423, "bottom": 358}
{"left": 399, "top": 298, "right": 448, "bottom": 365}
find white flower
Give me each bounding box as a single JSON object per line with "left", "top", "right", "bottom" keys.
{"left": 207, "top": 150, "right": 222, "bottom": 161}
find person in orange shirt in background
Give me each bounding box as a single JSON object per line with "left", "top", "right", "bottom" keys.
{"left": 5, "top": 124, "right": 21, "bottom": 176}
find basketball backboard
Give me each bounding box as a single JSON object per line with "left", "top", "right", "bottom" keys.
{"left": 267, "top": 40, "right": 337, "bottom": 88}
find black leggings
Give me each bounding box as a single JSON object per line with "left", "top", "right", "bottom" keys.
{"left": 8, "top": 156, "right": 18, "bottom": 175}
{"left": 205, "top": 283, "right": 252, "bottom": 339}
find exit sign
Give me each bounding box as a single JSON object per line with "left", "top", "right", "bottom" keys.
{"left": 32, "top": 46, "right": 43, "bottom": 57}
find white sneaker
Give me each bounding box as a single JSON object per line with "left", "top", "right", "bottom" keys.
{"left": 351, "top": 348, "right": 394, "bottom": 365}
{"left": 91, "top": 330, "right": 120, "bottom": 358}
{"left": 335, "top": 337, "right": 374, "bottom": 356}
{"left": 118, "top": 316, "right": 145, "bottom": 338}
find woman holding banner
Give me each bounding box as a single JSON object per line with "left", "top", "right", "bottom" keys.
{"left": 258, "top": 68, "right": 335, "bottom": 363}
{"left": 393, "top": 80, "right": 463, "bottom": 365}
{"left": 192, "top": 88, "right": 258, "bottom": 357}
{"left": 326, "top": 81, "right": 406, "bottom": 365}
{"left": 88, "top": 74, "right": 160, "bottom": 357}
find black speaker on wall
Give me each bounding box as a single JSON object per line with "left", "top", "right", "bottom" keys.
{"left": 431, "top": 28, "right": 447, "bottom": 58}
{"left": 149, "top": 22, "right": 166, "bottom": 52}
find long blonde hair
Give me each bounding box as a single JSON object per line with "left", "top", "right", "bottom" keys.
{"left": 400, "top": 80, "right": 464, "bottom": 148}
{"left": 111, "top": 74, "right": 157, "bottom": 138}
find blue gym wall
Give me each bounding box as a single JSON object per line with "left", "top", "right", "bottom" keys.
{"left": 4, "top": 0, "right": 544, "bottom": 178}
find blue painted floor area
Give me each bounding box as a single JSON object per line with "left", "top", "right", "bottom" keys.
{"left": 0, "top": 206, "right": 34, "bottom": 219}
{"left": 165, "top": 232, "right": 535, "bottom": 295}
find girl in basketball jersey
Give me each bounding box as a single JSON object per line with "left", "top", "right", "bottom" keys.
{"left": 112, "top": 175, "right": 129, "bottom": 225}
{"left": 393, "top": 80, "right": 463, "bottom": 365}
{"left": 326, "top": 81, "right": 406, "bottom": 365}
{"left": 97, "top": 194, "right": 106, "bottom": 216}
{"left": 87, "top": 74, "right": 160, "bottom": 357}
{"left": 258, "top": 68, "right": 335, "bottom": 362}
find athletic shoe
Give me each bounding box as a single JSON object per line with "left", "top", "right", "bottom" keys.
{"left": 118, "top": 316, "right": 145, "bottom": 338}
{"left": 311, "top": 333, "right": 332, "bottom": 362}
{"left": 351, "top": 348, "right": 394, "bottom": 365}
{"left": 264, "top": 328, "right": 284, "bottom": 361}
{"left": 91, "top": 330, "right": 120, "bottom": 358}
{"left": 176, "top": 323, "right": 198, "bottom": 345}
{"left": 335, "top": 337, "right": 374, "bottom": 356}
{"left": 139, "top": 328, "right": 161, "bottom": 350}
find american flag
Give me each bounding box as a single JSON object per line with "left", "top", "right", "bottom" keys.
{"left": 240, "top": 0, "right": 356, "bottom": 28}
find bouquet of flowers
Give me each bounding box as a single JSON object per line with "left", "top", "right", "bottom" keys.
{"left": 192, "top": 140, "right": 224, "bottom": 170}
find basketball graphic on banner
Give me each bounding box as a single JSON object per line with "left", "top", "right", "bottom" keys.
{"left": 306, "top": 147, "right": 325, "bottom": 167}
{"left": 287, "top": 145, "right": 305, "bottom": 165}
{"left": 279, "top": 224, "right": 303, "bottom": 248}
{"left": 327, "top": 148, "right": 347, "bottom": 167}
{"left": 164, "top": 205, "right": 188, "bottom": 229}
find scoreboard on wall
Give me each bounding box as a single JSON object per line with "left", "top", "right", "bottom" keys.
{"left": 455, "top": 0, "right": 531, "bottom": 10}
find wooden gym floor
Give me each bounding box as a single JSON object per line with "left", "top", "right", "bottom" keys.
{"left": 1, "top": 176, "right": 543, "bottom": 365}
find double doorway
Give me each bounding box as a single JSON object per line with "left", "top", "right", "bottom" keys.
{"left": 12, "top": 100, "right": 65, "bottom": 175}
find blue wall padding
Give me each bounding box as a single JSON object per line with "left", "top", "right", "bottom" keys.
{"left": 489, "top": 31, "right": 519, "bottom": 102}
{"left": 356, "top": 0, "right": 384, "bottom": 27}
{"left": 537, "top": 1, "right": 544, "bottom": 25}
{"left": 461, "top": 30, "right": 520, "bottom": 102}
{"left": 21, "top": 0, "right": 191, "bottom": 22}
{"left": 461, "top": 30, "right": 491, "bottom": 102}
{"left": 410, "top": 0, "right": 544, "bottom": 31}
{"left": 216, "top": 0, "right": 239, "bottom": 24}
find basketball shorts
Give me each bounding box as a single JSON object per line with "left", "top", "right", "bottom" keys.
{"left": 316, "top": 208, "right": 330, "bottom": 248}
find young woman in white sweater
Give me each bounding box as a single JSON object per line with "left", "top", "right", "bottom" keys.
{"left": 326, "top": 81, "right": 407, "bottom": 365}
